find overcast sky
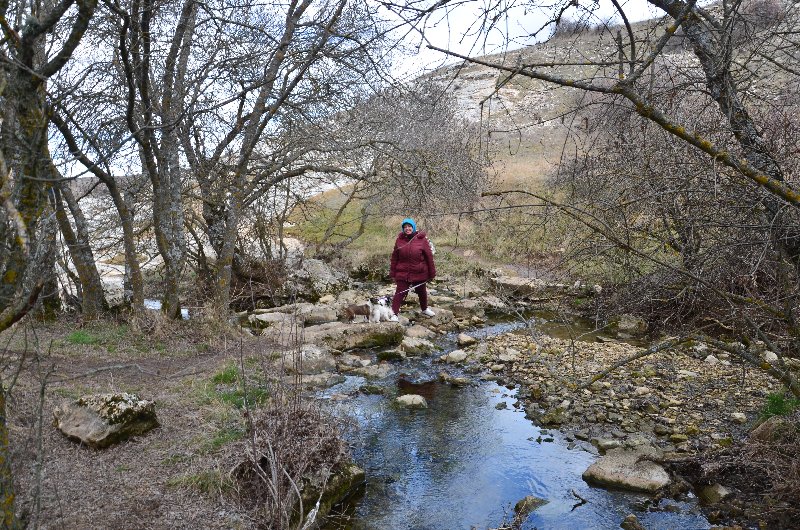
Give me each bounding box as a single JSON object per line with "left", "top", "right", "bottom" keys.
{"left": 387, "top": 0, "right": 668, "bottom": 79}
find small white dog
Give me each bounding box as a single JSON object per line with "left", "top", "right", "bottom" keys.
{"left": 369, "top": 296, "right": 394, "bottom": 322}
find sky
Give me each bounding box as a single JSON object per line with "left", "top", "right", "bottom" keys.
{"left": 385, "top": 0, "right": 666, "bottom": 79}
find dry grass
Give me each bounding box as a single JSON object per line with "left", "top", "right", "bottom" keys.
{"left": 1, "top": 316, "right": 330, "bottom": 529}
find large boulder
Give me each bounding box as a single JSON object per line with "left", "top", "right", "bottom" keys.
{"left": 53, "top": 393, "right": 159, "bottom": 448}
{"left": 282, "top": 259, "right": 350, "bottom": 302}
{"left": 306, "top": 322, "right": 405, "bottom": 351}
{"left": 582, "top": 448, "right": 670, "bottom": 493}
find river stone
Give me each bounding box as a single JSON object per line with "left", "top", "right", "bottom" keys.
{"left": 396, "top": 394, "right": 427, "bottom": 409}
{"left": 418, "top": 307, "right": 456, "bottom": 331}
{"left": 405, "top": 324, "right": 436, "bottom": 339}
{"left": 352, "top": 363, "right": 394, "bottom": 380}
{"left": 704, "top": 354, "right": 719, "bottom": 365}
{"left": 285, "top": 321, "right": 405, "bottom": 351}
{"left": 298, "top": 463, "right": 365, "bottom": 525}
{"left": 750, "top": 415, "right": 798, "bottom": 443}
{"left": 288, "top": 372, "right": 346, "bottom": 388}
{"left": 620, "top": 514, "right": 646, "bottom": 530}
{"left": 451, "top": 299, "right": 485, "bottom": 318}
{"left": 401, "top": 336, "right": 436, "bottom": 356}
{"left": 514, "top": 495, "right": 548, "bottom": 517}
{"left": 442, "top": 349, "right": 469, "bottom": 363}
{"left": 498, "top": 348, "right": 521, "bottom": 363}
{"left": 582, "top": 447, "right": 670, "bottom": 493}
{"left": 699, "top": 483, "right": 732, "bottom": 504}
{"left": 376, "top": 349, "right": 405, "bottom": 362}
{"left": 53, "top": 393, "right": 158, "bottom": 449}
{"left": 457, "top": 333, "right": 478, "bottom": 347}
{"left": 284, "top": 344, "right": 336, "bottom": 375}
{"left": 613, "top": 314, "right": 647, "bottom": 335}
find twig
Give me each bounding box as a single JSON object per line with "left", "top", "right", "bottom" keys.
{"left": 570, "top": 489, "right": 588, "bottom": 511}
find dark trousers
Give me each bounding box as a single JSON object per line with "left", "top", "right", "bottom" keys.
{"left": 392, "top": 280, "right": 428, "bottom": 314}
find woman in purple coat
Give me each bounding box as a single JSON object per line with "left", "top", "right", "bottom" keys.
{"left": 389, "top": 218, "right": 436, "bottom": 319}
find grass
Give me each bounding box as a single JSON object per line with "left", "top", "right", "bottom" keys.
{"left": 761, "top": 392, "right": 800, "bottom": 420}
{"left": 66, "top": 330, "right": 101, "bottom": 345}
{"left": 205, "top": 362, "right": 270, "bottom": 409}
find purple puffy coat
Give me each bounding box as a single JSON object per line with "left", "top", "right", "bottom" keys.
{"left": 390, "top": 230, "right": 436, "bottom": 283}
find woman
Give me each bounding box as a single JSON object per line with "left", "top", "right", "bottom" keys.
{"left": 389, "top": 218, "right": 436, "bottom": 319}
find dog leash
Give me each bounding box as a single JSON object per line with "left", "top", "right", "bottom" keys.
{"left": 394, "top": 280, "right": 428, "bottom": 297}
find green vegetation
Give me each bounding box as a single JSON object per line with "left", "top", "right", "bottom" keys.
{"left": 761, "top": 392, "right": 800, "bottom": 420}
{"left": 66, "top": 330, "right": 101, "bottom": 345}
{"left": 203, "top": 425, "right": 246, "bottom": 452}
{"left": 205, "top": 362, "right": 270, "bottom": 409}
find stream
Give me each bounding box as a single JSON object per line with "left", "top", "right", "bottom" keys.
{"left": 320, "top": 317, "right": 711, "bottom": 529}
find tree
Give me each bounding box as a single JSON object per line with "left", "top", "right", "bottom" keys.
{"left": 386, "top": 0, "right": 800, "bottom": 391}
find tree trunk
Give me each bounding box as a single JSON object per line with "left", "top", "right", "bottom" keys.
{"left": 52, "top": 183, "right": 107, "bottom": 318}
{"left": 0, "top": 386, "right": 19, "bottom": 530}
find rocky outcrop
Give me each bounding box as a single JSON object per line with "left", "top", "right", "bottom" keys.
{"left": 582, "top": 447, "right": 670, "bottom": 493}
{"left": 283, "top": 258, "right": 350, "bottom": 302}
{"left": 264, "top": 321, "right": 404, "bottom": 350}
{"left": 53, "top": 393, "right": 159, "bottom": 448}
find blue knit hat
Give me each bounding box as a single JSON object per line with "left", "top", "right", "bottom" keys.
{"left": 401, "top": 218, "right": 417, "bottom": 232}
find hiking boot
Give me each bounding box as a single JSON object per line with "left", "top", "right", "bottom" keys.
{"left": 389, "top": 314, "right": 399, "bottom": 322}
{"left": 421, "top": 308, "right": 436, "bottom": 317}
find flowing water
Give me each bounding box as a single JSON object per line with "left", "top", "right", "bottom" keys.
{"left": 320, "top": 316, "right": 710, "bottom": 529}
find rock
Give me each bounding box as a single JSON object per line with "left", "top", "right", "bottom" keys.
{"left": 490, "top": 364, "right": 505, "bottom": 373}
{"left": 417, "top": 307, "right": 456, "bottom": 331}
{"left": 582, "top": 447, "right": 671, "bottom": 493}
{"left": 704, "top": 355, "right": 719, "bottom": 365}
{"left": 289, "top": 372, "right": 346, "bottom": 388}
{"left": 620, "top": 514, "right": 646, "bottom": 530}
{"left": 730, "top": 412, "right": 747, "bottom": 424}
{"left": 750, "top": 415, "right": 797, "bottom": 443}
{"left": 490, "top": 275, "right": 549, "bottom": 297}
{"left": 351, "top": 363, "right": 394, "bottom": 380}
{"left": 763, "top": 351, "right": 779, "bottom": 363}
{"left": 634, "top": 386, "right": 651, "bottom": 396}
{"left": 283, "top": 344, "right": 336, "bottom": 375}
{"left": 699, "top": 483, "right": 732, "bottom": 504}
{"left": 677, "top": 370, "right": 698, "bottom": 379}
{"left": 53, "top": 393, "right": 159, "bottom": 448}
{"left": 451, "top": 299, "right": 485, "bottom": 318}
{"left": 401, "top": 336, "right": 436, "bottom": 356}
{"left": 405, "top": 325, "right": 436, "bottom": 339}
{"left": 396, "top": 394, "right": 428, "bottom": 409}
{"left": 318, "top": 294, "right": 336, "bottom": 304}
{"left": 283, "top": 258, "right": 350, "bottom": 301}
{"left": 457, "top": 333, "right": 478, "bottom": 347}
{"left": 593, "top": 438, "right": 622, "bottom": 453}
{"left": 612, "top": 314, "right": 647, "bottom": 336}
{"left": 514, "top": 495, "right": 548, "bottom": 517}
{"left": 669, "top": 433, "right": 688, "bottom": 443}
{"left": 248, "top": 311, "right": 297, "bottom": 328}
{"left": 442, "top": 349, "right": 469, "bottom": 364}
{"left": 359, "top": 384, "right": 384, "bottom": 395}
{"left": 299, "top": 463, "right": 365, "bottom": 524}
{"left": 270, "top": 321, "right": 404, "bottom": 351}
{"left": 376, "top": 349, "right": 405, "bottom": 362}
{"left": 498, "top": 348, "right": 521, "bottom": 363}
